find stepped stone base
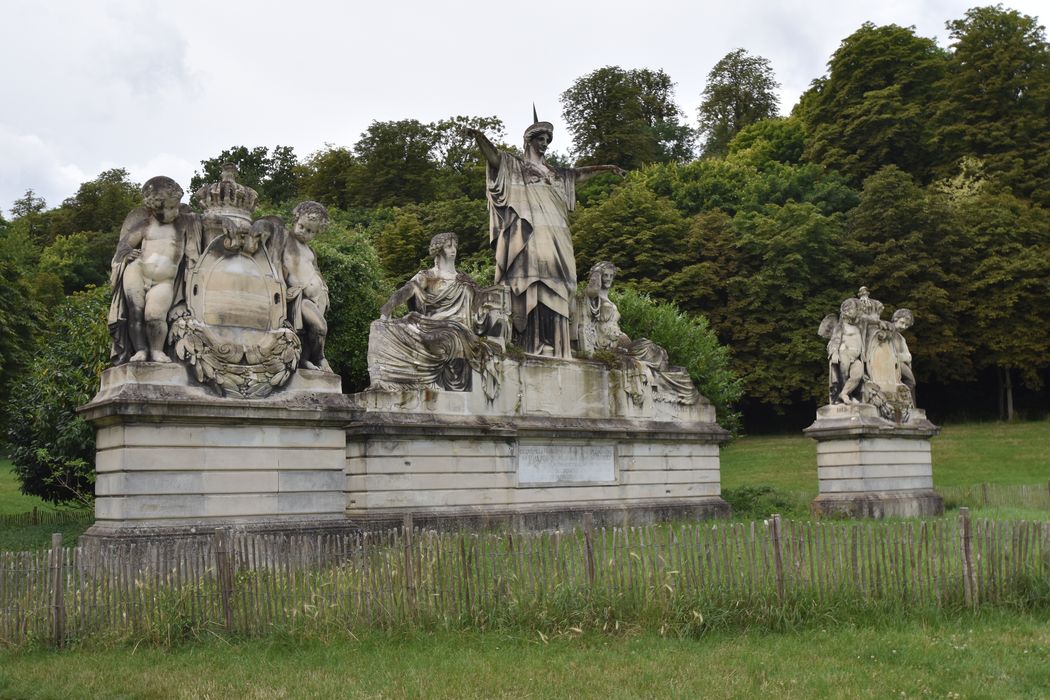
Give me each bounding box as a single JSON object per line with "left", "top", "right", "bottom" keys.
{"left": 79, "top": 363, "right": 355, "bottom": 544}
{"left": 805, "top": 404, "right": 943, "bottom": 519}
{"left": 346, "top": 357, "right": 731, "bottom": 528}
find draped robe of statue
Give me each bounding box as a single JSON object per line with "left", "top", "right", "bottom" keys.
{"left": 367, "top": 270, "right": 501, "bottom": 399}
{"left": 588, "top": 294, "right": 699, "bottom": 405}
{"left": 486, "top": 152, "right": 577, "bottom": 357}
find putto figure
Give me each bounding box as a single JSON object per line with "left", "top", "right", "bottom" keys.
{"left": 818, "top": 287, "right": 918, "bottom": 421}
{"left": 283, "top": 201, "right": 332, "bottom": 371}
{"left": 108, "top": 176, "right": 201, "bottom": 364}
{"left": 468, "top": 109, "right": 625, "bottom": 357}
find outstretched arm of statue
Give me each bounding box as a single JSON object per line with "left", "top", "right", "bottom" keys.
{"left": 465, "top": 128, "right": 502, "bottom": 171}
{"left": 574, "top": 164, "right": 628, "bottom": 183}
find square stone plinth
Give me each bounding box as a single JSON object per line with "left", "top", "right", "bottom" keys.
{"left": 805, "top": 404, "right": 943, "bottom": 518}
{"left": 79, "top": 364, "right": 355, "bottom": 542}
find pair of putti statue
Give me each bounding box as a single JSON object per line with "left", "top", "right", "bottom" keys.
{"left": 108, "top": 165, "right": 331, "bottom": 397}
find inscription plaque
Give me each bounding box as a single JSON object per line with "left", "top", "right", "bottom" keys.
{"left": 518, "top": 444, "right": 615, "bottom": 485}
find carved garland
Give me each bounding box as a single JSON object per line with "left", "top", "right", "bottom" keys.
{"left": 170, "top": 318, "right": 302, "bottom": 398}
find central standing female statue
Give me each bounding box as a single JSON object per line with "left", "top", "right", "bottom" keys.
{"left": 468, "top": 115, "right": 624, "bottom": 357}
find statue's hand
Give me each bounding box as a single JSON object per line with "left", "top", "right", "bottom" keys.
{"left": 127, "top": 249, "right": 142, "bottom": 260}
{"left": 463, "top": 127, "right": 480, "bottom": 139}
{"left": 611, "top": 166, "right": 628, "bottom": 177}
{"left": 379, "top": 313, "right": 390, "bottom": 322}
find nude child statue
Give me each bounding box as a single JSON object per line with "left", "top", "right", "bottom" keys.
{"left": 108, "top": 176, "right": 201, "bottom": 364}
{"left": 283, "top": 201, "right": 332, "bottom": 371}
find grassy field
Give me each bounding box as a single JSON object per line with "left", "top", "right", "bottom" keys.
{"left": 1, "top": 611, "right": 1048, "bottom": 698}
{"left": 0, "top": 459, "right": 93, "bottom": 550}
{"left": 0, "top": 458, "right": 56, "bottom": 515}
{"left": 721, "top": 419, "right": 1050, "bottom": 492}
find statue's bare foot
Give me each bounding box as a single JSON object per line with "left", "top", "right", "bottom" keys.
{"left": 149, "top": 351, "right": 171, "bottom": 363}
{"left": 130, "top": 351, "right": 149, "bottom": 363}
{"left": 302, "top": 360, "right": 320, "bottom": 370}
{"left": 319, "top": 359, "right": 333, "bottom": 372}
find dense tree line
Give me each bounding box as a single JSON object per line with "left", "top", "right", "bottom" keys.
{"left": 2, "top": 4, "right": 1048, "bottom": 495}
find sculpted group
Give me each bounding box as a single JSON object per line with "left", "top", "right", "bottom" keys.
{"left": 110, "top": 113, "right": 703, "bottom": 409}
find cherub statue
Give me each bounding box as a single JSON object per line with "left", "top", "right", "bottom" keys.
{"left": 819, "top": 297, "right": 865, "bottom": 404}
{"left": 282, "top": 201, "right": 332, "bottom": 371}
{"left": 108, "top": 176, "right": 201, "bottom": 364}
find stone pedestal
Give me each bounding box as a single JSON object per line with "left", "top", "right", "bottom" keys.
{"left": 78, "top": 363, "right": 356, "bottom": 543}
{"left": 346, "top": 356, "right": 731, "bottom": 529}
{"left": 805, "top": 404, "right": 943, "bottom": 518}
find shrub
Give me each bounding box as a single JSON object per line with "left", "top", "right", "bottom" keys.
{"left": 612, "top": 287, "right": 742, "bottom": 430}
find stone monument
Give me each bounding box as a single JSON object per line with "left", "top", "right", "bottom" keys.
{"left": 805, "top": 287, "right": 943, "bottom": 518}
{"left": 80, "top": 110, "right": 731, "bottom": 540}
{"left": 81, "top": 166, "right": 353, "bottom": 542}
{"left": 346, "top": 114, "right": 729, "bottom": 530}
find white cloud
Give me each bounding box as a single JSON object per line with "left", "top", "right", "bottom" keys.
{"left": 1, "top": 0, "right": 1047, "bottom": 211}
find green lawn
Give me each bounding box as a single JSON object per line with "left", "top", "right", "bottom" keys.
{"left": 0, "top": 458, "right": 57, "bottom": 516}
{"left": 722, "top": 419, "right": 1050, "bottom": 492}
{"left": 2, "top": 611, "right": 1048, "bottom": 698}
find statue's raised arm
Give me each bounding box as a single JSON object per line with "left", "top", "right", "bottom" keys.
{"left": 465, "top": 127, "right": 502, "bottom": 171}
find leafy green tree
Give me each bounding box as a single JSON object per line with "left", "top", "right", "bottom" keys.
{"left": 299, "top": 146, "right": 361, "bottom": 210}
{"left": 722, "top": 203, "right": 850, "bottom": 408}
{"left": 933, "top": 5, "right": 1050, "bottom": 206}
{"left": 375, "top": 197, "right": 488, "bottom": 280}
{"left": 798, "top": 23, "right": 948, "bottom": 184}
{"left": 0, "top": 257, "right": 39, "bottom": 432}
{"left": 55, "top": 169, "right": 140, "bottom": 238}
{"left": 561, "top": 66, "right": 694, "bottom": 169}
{"left": 727, "top": 116, "right": 806, "bottom": 165}
{"left": 38, "top": 230, "right": 119, "bottom": 294}
{"left": 698, "top": 49, "right": 780, "bottom": 157}
{"left": 5, "top": 285, "right": 109, "bottom": 505}
{"left": 846, "top": 166, "right": 972, "bottom": 383}
{"left": 612, "top": 287, "right": 742, "bottom": 429}
{"left": 313, "top": 226, "right": 387, "bottom": 392}
{"left": 951, "top": 187, "right": 1050, "bottom": 418}
{"left": 8, "top": 189, "right": 49, "bottom": 247}
{"left": 191, "top": 145, "right": 301, "bottom": 204}
{"left": 572, "top": 179, "right": 690, "bottom": 295}
{"left": 9, "top": 189, "right": 46, "bottom": 219}
{"left": 351, "top": 120, "right": 440, "bottom": 207}
{"left": 431, "top": 115, "right": 506, "bottom": 200}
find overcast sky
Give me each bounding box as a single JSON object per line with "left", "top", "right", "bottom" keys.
{"left": 1, "top": 0, "right": 1045, "bottom": 213}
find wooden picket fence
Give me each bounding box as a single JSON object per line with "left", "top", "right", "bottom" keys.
{"left": 939, "top": 482, "right": 1050, "bottom": 510}
{"left": 0, "top": 507, "right": 93, "bottom": 529}
{"left": 1, "top": 509, "right": 1048, "bottom": 648}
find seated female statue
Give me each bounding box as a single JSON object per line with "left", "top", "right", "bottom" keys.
{"left": 367, "top": 232, "right": 502, "bottom": 398}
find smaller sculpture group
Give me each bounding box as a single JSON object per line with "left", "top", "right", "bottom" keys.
{"left": 108, "top": 165, "right": 333, "bottom": 398}
{"left": 819, "top": 287, "right": 916, "bottom": 421}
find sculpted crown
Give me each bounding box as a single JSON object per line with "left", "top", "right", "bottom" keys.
{"left": 193, "top": 163, "right": 258, "bottom": 218}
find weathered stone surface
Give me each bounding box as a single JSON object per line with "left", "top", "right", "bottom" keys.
{"left": 79, "top": 369, "right": 354, "bottom": 541}
{"left": 818, "top": 286, "right": 919, "bottom": 422}
{"left": 805, "top": 404, "right": 943, "bottom": 518}
{"left": 368, "top": 232, "right": 507, "bottom": 398}
{"left": 105, "top": 164, "right": 336, "bottom": 398}
{"left": 574, "top": 261, "right": 699, "bottom": 406}
{"left": 469, "top": 115, "right": 625, "bottom": 357}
